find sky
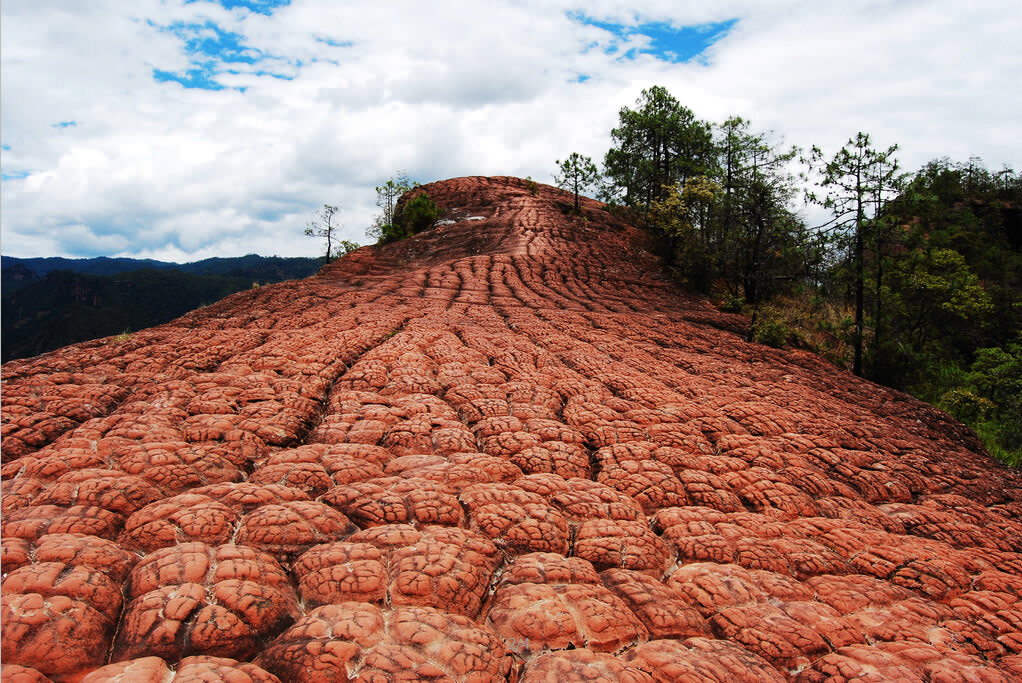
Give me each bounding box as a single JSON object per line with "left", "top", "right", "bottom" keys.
{"left": 2, "top": 0, "right": 1020, "bottom": 262}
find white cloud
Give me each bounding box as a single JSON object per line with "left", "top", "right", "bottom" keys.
{"left": 2, "top": 0, "right": 1020, "bottom": 260}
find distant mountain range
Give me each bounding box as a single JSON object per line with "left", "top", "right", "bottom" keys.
{"left": 2, "top": 254, "right": 323, "bottom": 362}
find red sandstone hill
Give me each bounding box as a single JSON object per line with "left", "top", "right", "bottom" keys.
{"left": 2, "top": 176, "right": 1021, "bottom": 682}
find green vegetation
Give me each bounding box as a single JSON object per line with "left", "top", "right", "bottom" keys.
{"left": 590, "top": 85, "right": 1021, "bottom": 466}
{"left": 366, "top": 172, "right": 442, "bottom": 244}
{"left": 554, "top": 153, "right": 600, "bottom": 213}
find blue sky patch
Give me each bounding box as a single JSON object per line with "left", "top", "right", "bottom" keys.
{"left": 2, "top": 170, "right": 31, "bottom": 181}
{"left": 571, "top": 13, "right": 737, "bottom": 64}
{"left": 316, "top": 37, "right": 353, "bottom": 48}
{"left": 185, "top": 0, "right": 290, "bottom": 16}
{"left": 2, "top": 144, "right": 11, "bottom": 151}
{"left": 150, "top": 19, "right": 295, "bottom": 89}
{"left": 52, "top": 121, "right": 78, "bottom": 128}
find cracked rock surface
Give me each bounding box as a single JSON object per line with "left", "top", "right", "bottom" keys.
{"left": 3, "top": 176, "right": 1021, "bottom": 680}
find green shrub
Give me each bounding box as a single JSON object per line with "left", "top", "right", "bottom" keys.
{"left": 401, "top": 193, "right": 441, "bottom": 235}
{"left": 752, "top": 309, "right": 790, "bottom": 348}
{"left": 721, "top": 293, "right": 745, "bottom": 313}
{"left": 939, "top": 388, "right": 995, "bottom": 424}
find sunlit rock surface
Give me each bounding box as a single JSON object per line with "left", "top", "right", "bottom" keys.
{"left": 3, "top": 176, "right": 1021, "bottom": 681}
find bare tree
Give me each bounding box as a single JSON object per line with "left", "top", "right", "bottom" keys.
{"left": 305, "top": 204, "right": 341, "bottom": 264}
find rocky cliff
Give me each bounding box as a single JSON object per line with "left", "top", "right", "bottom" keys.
{"left": 2, "top": 176, "right": 1021, "bottom": 681}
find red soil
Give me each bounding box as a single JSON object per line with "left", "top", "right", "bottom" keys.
{"left": 2, "top": 175, "right": 1020, "bottom": 681}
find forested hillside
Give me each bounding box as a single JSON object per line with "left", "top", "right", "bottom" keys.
{"left": 550, "top": 86, "right": 1021, "bottom": 465}
{"left": 1, "top": 256, "right": 322, "bottom": 362}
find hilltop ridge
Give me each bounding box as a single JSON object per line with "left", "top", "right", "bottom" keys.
{"left": 2, "top": 176, "right": 1021, "bottom": 681}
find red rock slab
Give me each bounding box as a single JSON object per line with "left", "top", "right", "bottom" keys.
{"left": 498, "top": 552, "right": 601, "bottom": 587}
{"left": 599, "top": 568, "right": 710, "bottom": 639}
{"left": 881, "top": 501, "right": 1008, "bottom": 550}
{"left": 1, "top": 537, "right": 32, "bottom": 573}
{"left": 673, "top": 469, "right": 745, "bottom": 512}
{"left": 973, "top": 570, "right": 1022, "bottom": 595}
{"left": 596, "top": 460, "right": 689, "bottom": 513}
{"left": 429, "top": 424, "right": 480, "bottom": 455}
{"left": 710, "top": 601, "right": 830, "bottom": 668}
{"left": 112, "top": 576, "right": 300, "bottom": 663}
{"left": 621, "top": 638, "right": 786, "bottom": 683}
{"left": 949, "top": 590, "right": 1022, "bottom": 644}
{"left": 383, "top": 454, "right": 447, "bottom": 475}
{"left": 722, "top": 467, "right": 819, "bottom": 519}
{"left": 522, "top": 417, "right": 585, "bottom": 444}
{"left": 247, "top": 462, "right": 337, "bottom": 497}
{"left": 125, "top": 543, "right": 293, "bottom": 598}
{"left": 235, "top": 500, "right": 357, "bottom": 561}
{"left": 520, "top": 650, "right": 654, "bottom": 683}
{"left": 792, "top": 644, "right": 927, "bottom": 682}
{"left": 780, "top": 600, "right": 865, "bottom": 650}
{"left": 572, "top": 519, "right": 670, "bottom": 578}
{"left": 481, "top": 430, "right": 544, "bottom": 459}
{"left": 839, "top": 597, "right": 953, "bottom": 646}
{"left": 511, "top": 441, "right": 592, "bottom": 479}
{"left": 665, "top": 563, "right": 768, "bottom": 617}
{"left": 762, "top": 536, "right": 851, "bottom": 579}
{"left": 2, "top": 505, "right": 124, "bottom": 543}
{"left": 81, "top": 655, "right": 281, "bottom": 682}
{"left": 291, "top": 541, "right": 388, "bottom": 606}
{"left": 120, "top": 493, "right": 239, "bottom": 552}
{"left": 882, "top": 642, "right": 1017, "bottom": 683}
{"left": 660, "top": 525, "right": 736, "bottom": 565}
{"left": 2, "top": 561, "right": 123, "bottom": 622}
{"left": 1, "top": 593, "right": 114, "bottom": 678}
{"left": 745, "top": 569, "right": 815, "bottom": 602}
{"left": 113, "top": 441, "right": 245, "bottom": 493}
{"left": 460, "top": 482, "right": 570, "bottom": 555}
{"left": 189, "top": 482, "right": 310, "bottom": 512}
{"left": 322, "top": 476, "right": 464, "bottom": 528}
{"left": 485, "top": 582, "right": 648, "bottom": 654}
{"left": 516, "top": 474, "right": 644, "bottom": 523}
{"left": 381, "top": 416, "right": 453, "bottom": 456}
{"left": 1000, "top": 655, "right": 1022, "bottom": 677}
{"left": 927, "top": 617, "right": 1006, "bottom": 659}
{"left": 386, "top": 526, "right": 500, "bottom": 618}
{"left": 1, "top": 533, "right": 138, "bottom": 583}
{"left": 33, "top": 468, "right": 165, "bottom": 516}
{"left": 293, "top": 526, "right": 499, "bottom": 618}
{"left": 1, "top": 478, "right": 48, "bottom": 514}
{"left": 399, "top": 453, "right": 524, "bottom": 489}
{"left": 0, "top": 664, "right": 53, "bottom": 683}
{"left": 254, "top": 602, "right": 511, "bottom": 682}
{"left": 650, "top": 506, "right": 729, "bottom": 531}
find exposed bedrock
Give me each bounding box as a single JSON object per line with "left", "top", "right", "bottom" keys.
{"left": 2, "top": 176, "right": 1020, "bottom": 681}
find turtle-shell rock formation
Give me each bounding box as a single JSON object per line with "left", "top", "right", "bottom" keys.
{"left": 2, "top": 175, "right": 1021, "bottom": 681}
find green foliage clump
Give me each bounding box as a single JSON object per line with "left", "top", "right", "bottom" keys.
{"left": 721, "top": 293, "right": 745, "bottom": 313}
{"left": 554, "top": 153, "right": 600, "bottom": 213}
{"left": 751, "top": 308, "right": 791, "bottom": 348}
{"left": 402, "top": 193, "right": 441, "bottom": 234}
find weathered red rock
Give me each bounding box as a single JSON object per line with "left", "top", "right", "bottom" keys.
{"left": 254, "top": 602, "right": 511, "bottom": 681}
{"left": 621, "top": 638, "right": 786, "bottom": 683}
{"left": 520, "top": 650, "right": 654, "bottom": 682}
{"left": 3, "top": 175, "right": 1021, "bottom": 680}
{"left": 292, "top": 525, "right": 500, "bottom": 618}
{"left": 485, "top": 582, "right": 648, "bottom": 653}
{"left": 81, "top": 656, "right": 281, "bottom": 682}
{"left": 112, "top": 543, "right": 300, "bottom": 663}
